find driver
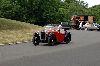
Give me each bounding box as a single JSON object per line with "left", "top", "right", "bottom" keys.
{"left": 58, "top": 25, "right": 62, "bottom": 29}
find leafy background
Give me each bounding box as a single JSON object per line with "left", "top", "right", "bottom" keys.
{"left": 0, "top": 0, "right": 100, "bottom": 25}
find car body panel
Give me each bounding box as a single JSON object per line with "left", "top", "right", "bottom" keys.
{"left": 46, "top": 28, "right": 65, "bottom": 42}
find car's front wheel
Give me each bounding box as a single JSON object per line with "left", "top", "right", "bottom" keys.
{"left": 48, "top": 33, "right": 56, "bottom": 46}
{"left": 32, "top": 33, "right": 40, "bottom": 46}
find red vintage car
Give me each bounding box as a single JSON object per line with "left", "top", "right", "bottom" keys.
{"left": 32, "top": 27, "right": 71, "bottom": 46}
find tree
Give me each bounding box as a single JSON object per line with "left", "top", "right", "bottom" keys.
{"left": 1, "top": 0, "right": 98, "bottom": 25}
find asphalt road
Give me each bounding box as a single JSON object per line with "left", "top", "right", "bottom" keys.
{"left": 0, "top": 30, "right": 100, "bottom": 66}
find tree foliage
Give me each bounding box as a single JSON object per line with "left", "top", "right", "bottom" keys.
{"left": 0, "top": 0, "right": 100, "bottom": 25}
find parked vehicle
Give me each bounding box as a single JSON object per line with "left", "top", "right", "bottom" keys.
{"left": 61, "top": 22, "right": 71, "bottom": 30}
{"left": 71, "top": 15, "right": 95, "bottom": 30}
{"left": 93, "top": 23, "right": 100, "bottom": 31}
{"left": 82, "top": 23, "right": 99, "bottom": 30}
{"left": 32, "top": 27, "right": 71, "bottom": 46}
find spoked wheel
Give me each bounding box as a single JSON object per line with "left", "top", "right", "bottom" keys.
{"left": 65, "top": 32, "right": 71, "bottom": 44}
{"left": 48, "top": 33, "right": 56, "bottom": 46}
{"left": 51, "top": 39, "right": 55, "bottom": 46}
{"left": 32, "top": 33, "right": 40, "bottom": 46}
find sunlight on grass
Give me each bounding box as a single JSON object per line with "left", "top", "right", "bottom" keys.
{"left": 0, "top": 18, "right": 43, "bottom": 44}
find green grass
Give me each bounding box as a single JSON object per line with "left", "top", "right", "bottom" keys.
{"left": 0, "top": 18, "right": 43, "bottom": 44}
{"left": 0, "top": 18, "right": 40, "bottom": 30}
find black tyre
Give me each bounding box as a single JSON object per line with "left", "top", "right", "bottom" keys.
{"left": 97, "top": 29, "right": 100, "bottom": 31}
{"left": 48, "top": 33, "right": 56, "bottom": 46}
{"left": 51, "top": 39, "right": 55, "bottom": 46}
{"left": 32, "top": 33, "right": 40, "bottom": 46}
{"left": 65, "top": 32, "right": 71, "bottom": 44}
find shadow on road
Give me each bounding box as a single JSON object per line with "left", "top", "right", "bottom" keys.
{"left": 39, "top": 42, "right": 72, "bottom": 46}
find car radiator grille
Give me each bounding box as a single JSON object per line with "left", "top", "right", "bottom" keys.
{"left": 40, "top": 32, "right": 46, "bottom": 40}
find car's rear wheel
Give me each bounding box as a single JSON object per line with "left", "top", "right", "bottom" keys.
{"left": 65, "top": 32, "right": 71, "bottom": 44}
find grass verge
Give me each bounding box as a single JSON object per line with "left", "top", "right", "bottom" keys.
{"left": 0, "top": 18, "right": 43, "bottom": 44}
